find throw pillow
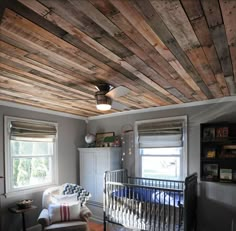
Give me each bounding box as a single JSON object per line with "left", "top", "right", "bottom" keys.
{"left": 51, "top": 194, "right": 78, "bottom": 204}
{"left": 48, "top": 202, "right": 81, "bottom": 224}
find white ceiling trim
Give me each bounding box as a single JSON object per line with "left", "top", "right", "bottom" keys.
{"left": 0, "top": 96, "right": 235, "bottom": 121}
{"left": 88, "top": 96, "right": 236, "bottom": 120}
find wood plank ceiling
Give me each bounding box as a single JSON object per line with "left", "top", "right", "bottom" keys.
{"left": 0, "top": 0, "right": 235, "bottom": 117}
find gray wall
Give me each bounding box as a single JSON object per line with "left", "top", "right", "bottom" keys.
{"left": 1, "top": 101, "right": 236, "bottom": 231}
{"left": 0, "top": 105, "right": 86, "bottom": 231}
{"left": 88, "top": 101, "right": 236, "bottom": 231}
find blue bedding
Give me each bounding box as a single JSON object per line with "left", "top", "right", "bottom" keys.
{"left": 112, "top": 187, "right": 183, "bottom": 207}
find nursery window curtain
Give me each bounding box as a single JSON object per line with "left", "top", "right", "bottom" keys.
{"left": 138, "top": 121, "right": 183, "bottom": 148}
{"left": 10, "top": 120, "right": 57, "bottom": 141}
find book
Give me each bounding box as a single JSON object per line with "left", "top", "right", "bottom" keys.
{"left": 203, "top": 127, "right": 215, "bottom": 141}
{"left": 206, "top": 148, "right": 216, "bottom": 158}
{"left": 222, "top": 145, "right": 236, "bottom": 157}
{"left": 220, "top": 168, "right": 232, "bottom": 181}
{"left": 215, "top": 127, "right": 228, "bottom": 138}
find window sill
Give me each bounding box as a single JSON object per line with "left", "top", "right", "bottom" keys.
{"left": 4, "top": 184, "right": 58, "bottom": 198}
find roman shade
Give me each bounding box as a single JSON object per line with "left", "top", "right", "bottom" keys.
{"left": 138, "top": 120, "right": 183, "bottom": 148}
{"left": 10, "top": 120, "right": 57, "bottom": 141}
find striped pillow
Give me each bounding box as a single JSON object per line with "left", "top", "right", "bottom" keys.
{"left": 48, "top": 202, "right": 81, "bottom": 224}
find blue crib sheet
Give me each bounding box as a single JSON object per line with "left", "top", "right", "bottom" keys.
{"left": 112, "top": 187, "right": 183, "bottom": 207}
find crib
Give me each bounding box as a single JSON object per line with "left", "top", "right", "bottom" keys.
{"left": 103, "top": 169, "right": 197, "bottom": 231}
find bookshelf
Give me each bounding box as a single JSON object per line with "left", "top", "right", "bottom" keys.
{"left": 200, "top": 122, "right": 236, "bottom": 183}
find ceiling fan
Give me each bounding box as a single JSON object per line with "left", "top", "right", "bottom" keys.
{"left": 64, "top": 83, "right": 130, "bottom": 111}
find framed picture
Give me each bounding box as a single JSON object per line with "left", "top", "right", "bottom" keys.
{"left": 203, "top": 163, "right": 218, "bottom": 180}
{"left": 203, "top": 127, "right": 215, "bottom": 141}
{"left": 220, "top": 168, "right": 232, "bottom": 181}
{"left": 96, "top": 132, "right": 115, "bottom": 147}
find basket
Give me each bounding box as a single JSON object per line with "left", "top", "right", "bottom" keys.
{"left": 16, "top": 199, "right": 33, "bottom": 209}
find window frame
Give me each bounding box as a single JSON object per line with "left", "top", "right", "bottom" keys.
{"left": 134, "top": 115, "right": 188, "bottom": 180}
{"left": 4, "top": 116, "right": 58, "bottom": 196}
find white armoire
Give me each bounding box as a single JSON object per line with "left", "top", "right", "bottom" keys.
{"left": 78, "top": 147, "right": 121, "bottom": 221}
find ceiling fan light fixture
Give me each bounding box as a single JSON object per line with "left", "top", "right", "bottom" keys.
{"left": 96, "top": 103, "right": 111, "bottom": 111}
{"left": 95, "top": 91, "right": 112, "bottom": 111}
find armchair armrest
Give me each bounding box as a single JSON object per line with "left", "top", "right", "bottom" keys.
{"left": 79, "top": 206, "right": 92, "bottom": 222}
{"left": 38, "top": 208, "right": 50, "bottom": 227}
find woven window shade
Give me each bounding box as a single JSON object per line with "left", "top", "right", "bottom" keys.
{"left": 10, "top": 121, "right": 57, "bottom": 141}
{"left": 138, "top": 120, "right": 183, "bottom": 148}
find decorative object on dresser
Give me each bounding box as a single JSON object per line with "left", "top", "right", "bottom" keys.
{"left": 200, "top": 122, "right": 236, "bottom": 183}
{"left": 95, "top": 132, "right": 115, "bottom": 147}
{"left": 85, "top": 133, "right": 96, "bottom": 147}
{"left": 78, "top": 147, "right": 121, "bottom": 222}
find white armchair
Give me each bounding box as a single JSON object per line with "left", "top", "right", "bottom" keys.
{"left": 38, "top": 184, "right": 92, "bottom": 231}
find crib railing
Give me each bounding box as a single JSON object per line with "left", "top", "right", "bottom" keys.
{"left": 104, "top": 169, "right": 197, "bottom": 231}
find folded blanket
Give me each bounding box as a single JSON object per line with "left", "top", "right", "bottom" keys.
{"left": 63, "top": 183, "right": 91, "bottom": 206}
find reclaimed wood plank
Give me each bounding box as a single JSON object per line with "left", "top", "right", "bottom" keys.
{"left": 149, "top": 0, "right": 200, "bottom": 51}
{"left": 90, "top": 0, "right": 196, "bottom": 100}
{"left": 220, "top": 0, "right": 236, "bottom": 81}
{"left": 0, "top": 58, "right": 95, "bottom": 97}
{"left": 201, "top": 0, "right": 223, "bottom": 27}
{"left": 180, "top": 0, "right": 203, "bottom": 20}
{"left": 1, "top": 11, "right": 134, "bottom": 94}
{"left": 210, "top": 25, "right": 233, "bottom": 77}
{"left": 182, "top": 0, "right": 229, "bottom": 96}
{"left": 13, "top": 2, "right": 178, "bottom": 104}
{"left": 148, "top": 0, "right": 218, "bottom": 98}
{"left": 131, "top": 0, "right": 211, "bottom": 99}
{"left": 202, "top": 0, "right": 233, "bottom": 78}
{"left": 190, "top": 16, "right": 222, "bottom": 74}
{"left": 110, "top": 0, "right": 207, "bottom": 100}
{"left": 225, "top": 76, "right": 236, "bottom": 95}
{"left": 215, "top": 73, "right": 230, "bottom": 96}
{"left": 0, "top": 91, "right": 98, "bottom": 117}
{"left": 186, "top": 47, "right": 223, "bottom": 97}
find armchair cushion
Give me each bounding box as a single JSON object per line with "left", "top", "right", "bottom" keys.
{"left": 48, "top": 202, "right": 81, "bottom": 224}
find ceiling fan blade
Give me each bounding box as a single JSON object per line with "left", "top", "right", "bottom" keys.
{"left": 106, "top": 86, "right": 130, "bottom": 99}
{"left": 111, "top": 101, "right": 129, "bottom": 110}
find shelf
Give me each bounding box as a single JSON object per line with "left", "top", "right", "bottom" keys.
{"left": 200, "top": 122, "right": 236, "bottom": 184}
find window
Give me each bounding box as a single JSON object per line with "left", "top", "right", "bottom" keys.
{"left": 4, "top": 116, "right": 58, "bottom": 194}
{"left": 135, "top": 116, "right": 187, "bottom": 180}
